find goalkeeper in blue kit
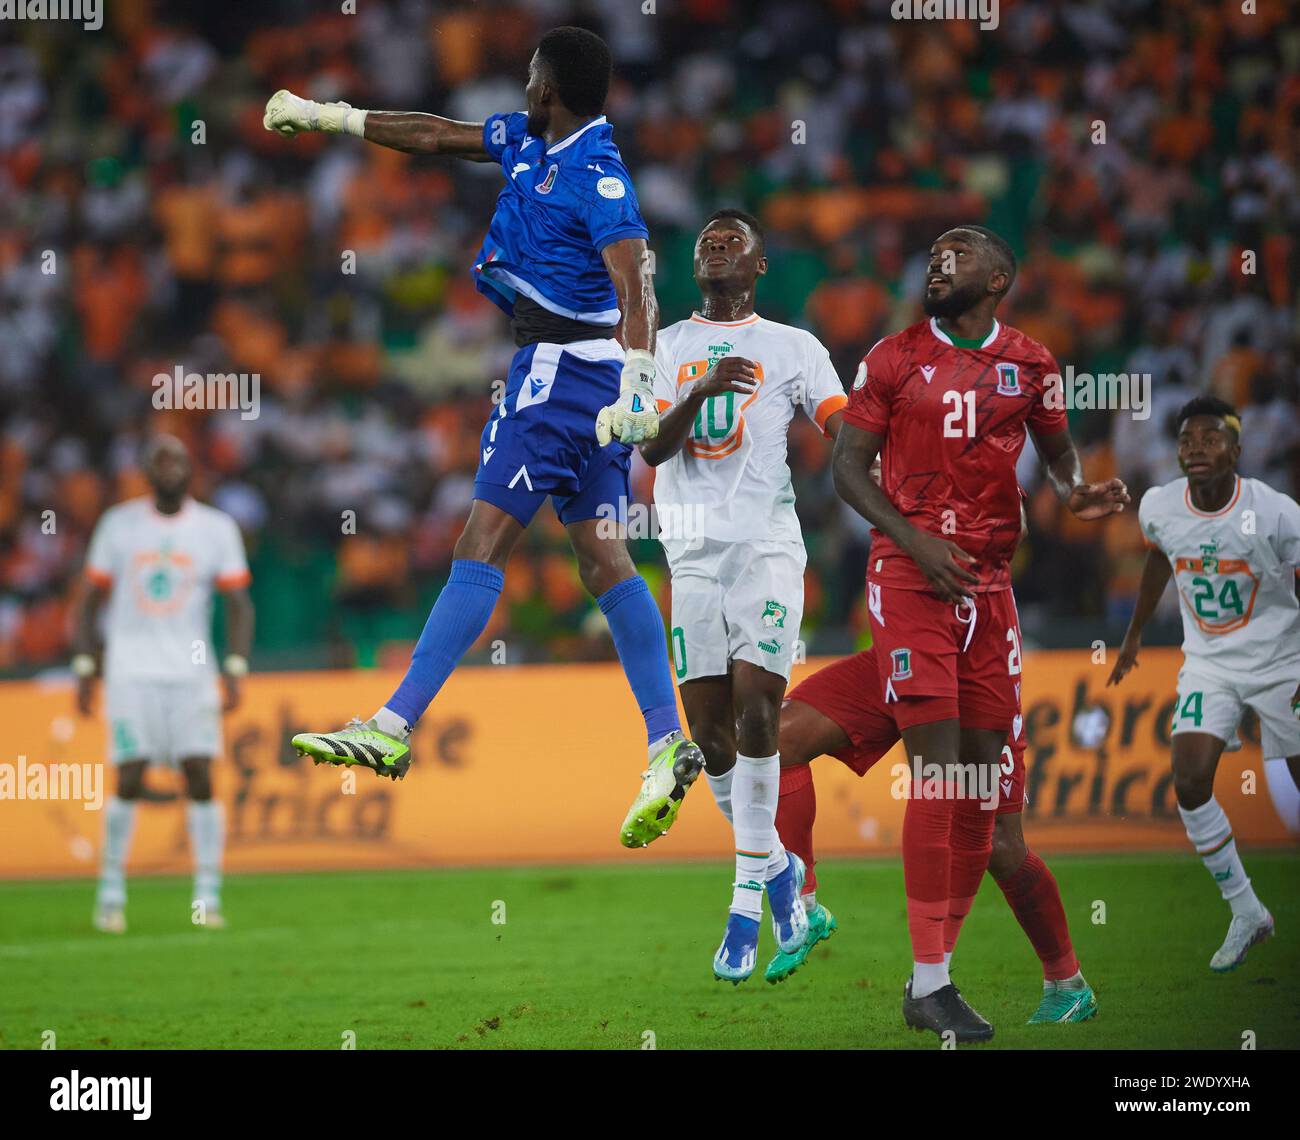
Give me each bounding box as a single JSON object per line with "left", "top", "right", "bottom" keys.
{"left": 265, "top": 26, "right": 703, "bottom": 846}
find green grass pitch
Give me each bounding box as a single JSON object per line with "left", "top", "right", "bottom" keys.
{"left": 2, "top": 852, "right": 1296, "bottom": 1050}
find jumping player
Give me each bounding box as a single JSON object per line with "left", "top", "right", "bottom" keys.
{"left": 833, "top": 225, "right": 1129, "bottom": 1040}
{"left": 637, "top": 209, "right": 846, "bottom": 982}
{"left": 72, "top": 435, "right": 254, "bottom": 933}
{"left": 1108, "top": 395, "right": 1299, "bottom": 970}
{"left": 265, "top": 28, "right": 704, "bottom": 846}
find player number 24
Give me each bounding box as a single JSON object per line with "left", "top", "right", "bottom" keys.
{"left": 1190, "top": 576, "right": 1244, "bottom": 620}
{"left": 942, "top": 390, "right": 976, "bottom": 438}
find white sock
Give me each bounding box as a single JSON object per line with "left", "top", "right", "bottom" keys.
{"left": 372, "top": 706, "right": 411, "bottom": 741}
{"left": 730, "top": 752, "right": 779, "bottom": 919}
{"left": 943, "top": 950, "right": 953, "bottom": 967}
{"left": 706, "top": 767, "right": 733, "bottom": 823}
{"left": 187, "top": 800, "right": 225, "bottom": 910}
{"left": 912, "top": 960, "right": 950, "bottom": 999}
{"left": 97, "top": 796, "right": 137, "bottom": 908}
{"left": 1178, "top": 796, "right": 1262, "bottom": 916}
{"left": 1054, "top": 969, "right": 1087, "bottom": 991}
{"left": 803, "top": 890, "right": 817, "bottom": 913}
{"left": 1264, "top": 758, "right": 1300, "bottom": 835}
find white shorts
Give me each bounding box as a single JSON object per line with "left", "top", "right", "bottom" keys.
{"left": 667, "top": 538, "right": 806, "bottom": 683}
{"left": 105, "top": 677, "right": 223, "bottom": 767}
{"left": 1172, "top": 664, "right": 1300, "bottom": 759}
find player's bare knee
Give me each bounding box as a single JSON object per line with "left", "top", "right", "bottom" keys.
{"left": 694, "top": 725, "right": 737, "bottom": 775}
{"left": 115, "top": 766, "right": 146, "bottom": 801}
{"left": 735, "top": 700, "right": 780, "bottom": 758}
{"left": 181, "top": 759, "right": 213, "bottom": 801}
{"left": 1173, "top": 767, "right": 1214, "bottom": 810}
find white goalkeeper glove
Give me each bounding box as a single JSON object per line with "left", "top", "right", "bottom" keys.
{"left": 263, "top": 89, "right": 368, "bottom": 138}
{"left": 596, "top": 350, "right": 659, "bottom": 446}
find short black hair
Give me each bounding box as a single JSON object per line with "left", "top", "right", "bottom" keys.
{"left": 703, "top": 208, "right": 765, "bottom": 254}
{"left": 536, "top": 26, "right": 611, "bottom": 117}
{"left": 950, "top": 224, "right": 1017, "bottom": 294}
{"left": 1176, "top": 394, "right": 1240, "bottom": 438}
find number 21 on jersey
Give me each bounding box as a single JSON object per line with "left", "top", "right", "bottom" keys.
{"left": 943, "top": 389, "right": 975, "bottom": 438}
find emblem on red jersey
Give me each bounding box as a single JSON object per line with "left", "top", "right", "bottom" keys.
{"left": 920, "top": 364, "right": 936, "bottom": 384}
{"left": 890, "top": 648, "right": 912, "bottom": 680}
{"left": 852, "top": 360, "right": 867, "bottom": 390}
{"left": 536, "top": 163, "right": 559, "bottom": 194}
{"left": 995, "top": 363, "right": 1020, "bottom": 395}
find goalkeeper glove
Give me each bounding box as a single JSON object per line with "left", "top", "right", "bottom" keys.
{"left": 263, "top": 89, "right": 368, "bottom": 138}
{"left": 596, "top": 350, "right": 659, "bottom": 446}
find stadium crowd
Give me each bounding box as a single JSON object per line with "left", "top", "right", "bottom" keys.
{"left": 1, "top": 0, "right": 1297, "bottom": 673}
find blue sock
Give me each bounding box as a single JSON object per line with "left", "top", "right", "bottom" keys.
{"left": 386, "top": 559, "right": 504, "bottom": 728}
{"left": 597, "top": 576, "right": 681, "bottom": 745}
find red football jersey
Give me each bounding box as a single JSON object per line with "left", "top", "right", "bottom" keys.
{"left": 843, "top": 317, "right": 1067, "bottom": 592}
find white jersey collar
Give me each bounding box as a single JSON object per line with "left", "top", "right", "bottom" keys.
{"left": 929, "top": 317, "right": 1001, "bottom": 349}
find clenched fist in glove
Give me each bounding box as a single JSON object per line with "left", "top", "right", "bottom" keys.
{"left": 263, "top": 89, "right": 369, "bottom": 138}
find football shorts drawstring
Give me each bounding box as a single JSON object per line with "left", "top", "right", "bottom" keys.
{"left": 955, "top": 598, "right": 977, "bottom": 652}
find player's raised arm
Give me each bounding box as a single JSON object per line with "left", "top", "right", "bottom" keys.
{"left": 263, "top": 90, "right": 491, "bottom": 160}
{"left": 832, "top": 422, "right": 978, "bottom": 603}
{"left": 1029, "top": 425, "right": 1131, "bottom": 519}
{"left": 595, "top": 237, "right": 660, "bottom": 446}
{"left": 638, "top": 357, "right": 757, "bottom": 467}
{"left": 1107, "top": 546, "right": 1173, "bottom": 687}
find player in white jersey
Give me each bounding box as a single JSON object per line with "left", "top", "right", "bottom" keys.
{"left": 1109, "top": 396, "right": 1300, "bottom": 971}
{"left": 638, "top": 209, "right": 847, "bottom": 982}
{"left": 71, "top": 436, "right": 254, "bottom": 934}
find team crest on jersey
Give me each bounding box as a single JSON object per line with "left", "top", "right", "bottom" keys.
{"left": 535, "top": 163, "right": 559, "bottom": 195}
{"left": 1199, "top": 540, "right": 1219, "bottom": 574}
{"left": 995, "top": 363, "right": 1020, "bottom": 395}
{"left": 890, "top": 648, "right": 912, "bottom": 680}
{"left": 761, "top": 600, "right": 787, "bottom": 629}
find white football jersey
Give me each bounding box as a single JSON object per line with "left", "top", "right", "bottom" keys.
{"left": 652, "top": 312, "right": 846, "bottom": 550}
{"left": 1139, "top": 475, "right": 1300, "bottom": 680}
{"left": 85, "top": 497, "right": 251, "bottom": 682}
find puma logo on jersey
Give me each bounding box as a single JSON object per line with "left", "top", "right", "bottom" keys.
{"left": 920, "top": 365, "right": 936, "bottom": 383}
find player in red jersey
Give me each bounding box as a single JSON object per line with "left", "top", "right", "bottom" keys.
{"left": 831, "top": 225, "right": 1128, "bottom": 1040}
{"left": 769, "top": 650, "right": 1099, "bottom": 1023}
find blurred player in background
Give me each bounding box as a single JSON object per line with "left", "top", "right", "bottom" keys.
{"left": 833, "top": 225, "right": 1128, "bottom": 1040}
{"left": 71, "top": 435, "right": 253, "bottom": 933}
{"left": 266, "top": 27, "right": 705, "bottom": 845}
{"left": 637, "top": 209, "right": 846, "bottom": 982}
{"left": 771, "top": 506, "right": 1098, "bottom": 1025}
{"left": 1109, "top": 395, "right": 1300, "bottom": 970}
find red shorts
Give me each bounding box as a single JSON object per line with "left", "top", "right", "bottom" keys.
{"left": 866, "top": 581, "right": 1021, "bottom": 733}
{"left": 786, "top": 648, "right": 1026, "bottom": 814}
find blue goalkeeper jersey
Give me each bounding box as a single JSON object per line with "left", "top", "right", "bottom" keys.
{"left": 474, "top": 112, "right": 648, "bottom": 328}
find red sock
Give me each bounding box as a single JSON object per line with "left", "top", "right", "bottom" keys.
{"left": 993, "top": 849, "right": 1079, "bottom": 980}
{"left": 903, "top": 792, "right": 953, "bottom": 963}
{"left": 776, "top": 764, "right": 817, "bottom": 894}
{"left": 943, "top": 798, "right": 995, "bottom": 953}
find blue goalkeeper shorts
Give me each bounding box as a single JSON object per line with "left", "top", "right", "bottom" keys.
{"left": 474, "top": 339, "right": 632, "bottom": 527}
